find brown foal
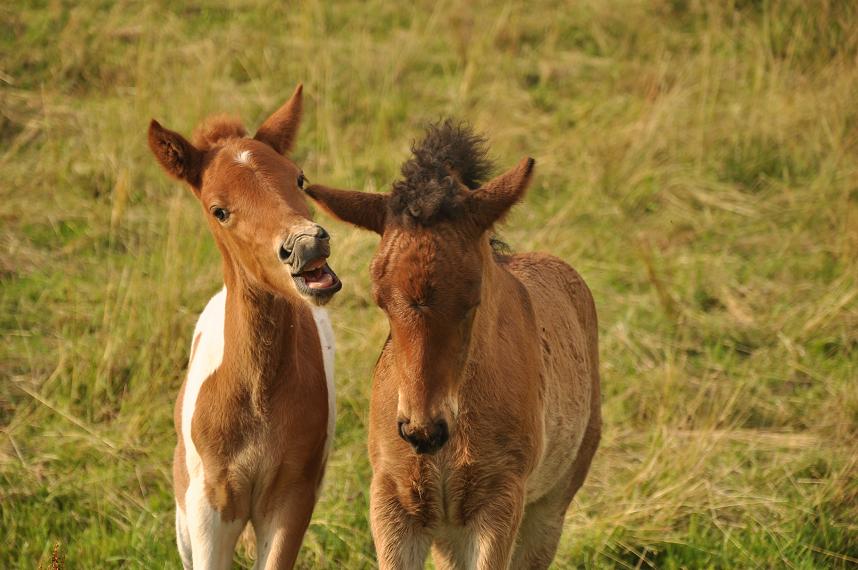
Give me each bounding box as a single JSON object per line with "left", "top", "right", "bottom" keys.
{"left": 305, "top": 121, "right": 601, "bottom": 569}
{"left": 148, "top": 85, "right": 341, "bottom": 569}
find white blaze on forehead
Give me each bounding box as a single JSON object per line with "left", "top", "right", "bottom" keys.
{"left": 234, "top": 149, "right": 254, "bottom": 167}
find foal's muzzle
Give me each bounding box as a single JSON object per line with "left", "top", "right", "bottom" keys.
{"left": 279, "top": 225, "right": 341, "bottom": 299}
{"left": 398, "top": 418, "right": 449, "bottom": 455}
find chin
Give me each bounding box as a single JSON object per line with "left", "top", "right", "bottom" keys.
{"left": 301, "top": 288, "right": 338, "bottom": 306}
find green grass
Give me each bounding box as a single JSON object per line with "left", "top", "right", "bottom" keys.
{"left": 1, "top": 0, "right": 857, "bottom": 567}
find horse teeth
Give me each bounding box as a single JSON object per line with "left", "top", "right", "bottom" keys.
{"left": 309, "top": 258, "right": 327, "bottom": 271}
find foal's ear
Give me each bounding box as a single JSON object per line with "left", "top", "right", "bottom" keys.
{"left": 304, "top": 184, "right": 388, "bottom": 235}
{"left": 254, "top": 83, "right": 303, "bottom": 155}
{"left": 468, "top": 157, "right": 535, "bottom": 230}
{"left": 148, "top": 120, "right": 204, "bottom": 190}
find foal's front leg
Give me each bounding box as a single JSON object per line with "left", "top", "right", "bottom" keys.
{"left": 252, "top": 478, "right": 319, "bottom": 570}
{"left": 473, "top": 480, "right": 526, "bottom": 570}
{"left": 370, "top": 475, "right": 433, "bottom": 570}
{"left": 185, "top": 478, "right": 247, "bottom": 570}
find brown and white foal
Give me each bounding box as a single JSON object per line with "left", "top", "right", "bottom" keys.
{"left": 148, "top": 85, "right": 341, "bottom": 569}
{"left": 305, "top": 122, "right": 601, "bottom": 569}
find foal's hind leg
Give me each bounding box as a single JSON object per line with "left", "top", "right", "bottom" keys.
{"left": 509, "top": 481, "right": 569, "bottom": 570}
{"left": 512, "top": 417, "right": 601, "bottom": 569}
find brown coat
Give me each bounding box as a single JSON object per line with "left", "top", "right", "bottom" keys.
{"left": 306, "top": 120, "right": 601, "bottom": 569}
{"left": 148, "top": 85, "right": 341, "bottom": 570}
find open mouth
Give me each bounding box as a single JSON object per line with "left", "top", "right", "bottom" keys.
{"left": 292, "top": 257, "right": 342, "bottom": 297}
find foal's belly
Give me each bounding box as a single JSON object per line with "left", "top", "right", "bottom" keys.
{"left": 521, "top": 366, "right": 592, "bottom": 505}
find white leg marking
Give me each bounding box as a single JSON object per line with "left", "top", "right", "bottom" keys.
{"left": 251, "top": 521, "right": 279, "bottom": 570}
{"left": 186, "top": 477, "right": 245, "bottom": 570}
{"left": 176, "top": 502, "right": 193, "bottom": 570}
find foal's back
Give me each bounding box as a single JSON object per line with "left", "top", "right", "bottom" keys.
{"left": 501, "top": 252, "right": 600, "bottom": 502}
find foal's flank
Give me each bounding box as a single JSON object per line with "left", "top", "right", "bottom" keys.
{"left": 148, "top": 84, "right": 341, "bottom": 570}
{"left": 306, "top": 120, "right": 600, "bottom": 569}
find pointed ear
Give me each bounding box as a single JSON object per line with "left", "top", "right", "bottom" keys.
{"left": 467, "top": 157, "right": 535, "bottom": 230}
{"left": 304, "top": 184, "right": 388, "bottom": 234}
{"left": 254, "top": 83, "right": 303, "bottom": 155}
{"left": 148, "top": 120, "right": 205, "bottom": 190}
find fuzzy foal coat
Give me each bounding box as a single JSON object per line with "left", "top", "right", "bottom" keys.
{"left": 368, "top": 242, "right": 600, "bottom": 569}
{"left": 305, "top": 120, "right": 601, "bottom": 569}
{"left": 148, "top": 85, "right": 339, "bottom": 569}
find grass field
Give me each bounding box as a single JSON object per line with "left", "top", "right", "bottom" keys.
{"left": 2, "top": 0, "right": 857, "bottom": 568}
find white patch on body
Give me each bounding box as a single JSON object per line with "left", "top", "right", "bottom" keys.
{"left": 311, "top": 306, "right": 336, "bottom": 468}
{"left": 183, "top": 287, "right": 226, "bottom": 481}
{"left": 180, "top": 287, "right": 246, "bottom": 568}
{"left": 176, "top": 289, "right": 335, "bottom": 566}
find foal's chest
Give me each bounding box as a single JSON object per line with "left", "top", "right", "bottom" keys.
{"left": 399, "top": 456, "right": 499, "bottom": 528}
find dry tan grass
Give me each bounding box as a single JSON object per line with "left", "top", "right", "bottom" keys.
{"left": 1, "top": 0, "right": 856, "bottom": 567}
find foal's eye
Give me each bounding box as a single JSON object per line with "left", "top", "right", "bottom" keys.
{"left": 297, "top": 172, "right": 306, "bottom": 190}
{"left": 212, "top": 207, "right": 229, "bottom": 223}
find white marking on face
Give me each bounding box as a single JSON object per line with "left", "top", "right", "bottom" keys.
{"left": 234, "top": 149, "right": 253, "bottom": 166}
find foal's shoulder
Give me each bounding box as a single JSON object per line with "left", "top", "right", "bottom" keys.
{"left": 500, "top": 252, "right": 595, "bottom": 316}
{"left": 500, "top": 252, "right": 584, "bottom": 287}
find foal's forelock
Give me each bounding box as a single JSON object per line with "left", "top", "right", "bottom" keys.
{"left": 389, "top": 120, "right": 494, "bottom": 228}
{"left": 192, "top": 115, "right": 248, "bottom": 151}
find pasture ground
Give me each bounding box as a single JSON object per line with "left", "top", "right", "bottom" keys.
{"left": 1, "top": 1, "right": 857, "bottom": 567}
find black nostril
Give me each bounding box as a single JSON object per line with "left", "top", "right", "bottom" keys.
{"left": 316, "top": 226, "right": 329, "bottom": 240}
{"left": 397, "top": 418, "right": 450, "bottom": 454}
{"left": 397, "top": 419, "right": 409, "bottom": 442}
{"left": 278, "top": 244, "right": 292, "bottom": 262}
{"left": 434, "top": 420, "right": 449, "bottom": 447}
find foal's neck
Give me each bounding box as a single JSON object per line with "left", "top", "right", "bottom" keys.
{"left": 470, "top": 240, "right": 526, "bottom": 356}
{"left": 218, "top": 261, "right": 309, "bottom": 406}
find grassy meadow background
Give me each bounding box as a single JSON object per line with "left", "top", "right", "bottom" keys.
{"left": 2, "top": 0, "right": 857, "bottom": 567}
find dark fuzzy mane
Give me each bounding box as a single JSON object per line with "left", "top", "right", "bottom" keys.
{"left": 390, "top": 119, "right": 494, "bottom": 225}
{"left": 192, "top": 114, "right": 248, "bottom": 151}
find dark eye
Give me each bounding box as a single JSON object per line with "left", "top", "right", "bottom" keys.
{"left": 212, "top": 207, "right": 229, "bottom": 223}
{"left": 297, "top": 172, "right": 306, "bottom": 190}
